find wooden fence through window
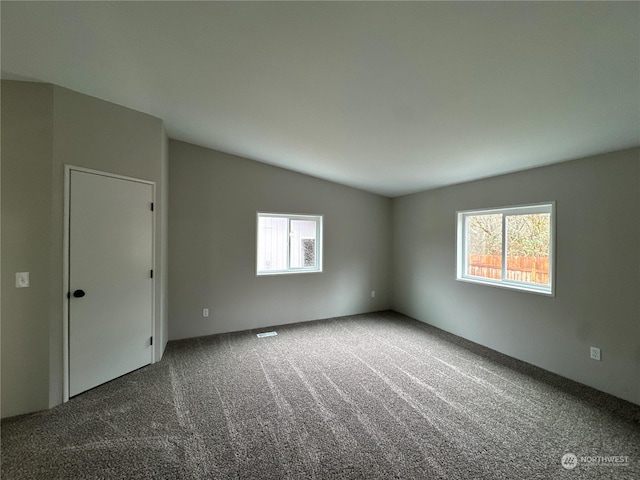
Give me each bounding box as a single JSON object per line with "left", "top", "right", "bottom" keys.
{"left": 467, "top": 254, "right": 549, "bottom": 285}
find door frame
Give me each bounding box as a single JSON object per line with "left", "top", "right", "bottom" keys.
{"left": 63, "top": 165, "right": 156, "bottom": 402}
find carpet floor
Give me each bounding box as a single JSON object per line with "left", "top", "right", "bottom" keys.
{"left": 2, "top": 311, "right": 639, "bottom": 479}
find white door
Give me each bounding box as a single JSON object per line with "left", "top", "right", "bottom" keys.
{"left": 68, "top": 170, "right": 154, "bottom": 397}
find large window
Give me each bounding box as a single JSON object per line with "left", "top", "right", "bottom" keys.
{"left": 257, "top": 213, "right": 323, "bottom": 275}
{"left": 456, "top": 203, "right": 555, "bottom": 295}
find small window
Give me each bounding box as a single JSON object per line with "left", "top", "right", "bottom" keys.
{"left": 456, "top": 203, "right": 555, "bottom": 295}
{"left": 257, "top": 213, "right": 323, "bottom": 275}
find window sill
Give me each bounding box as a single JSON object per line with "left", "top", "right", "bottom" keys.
{"left": 456, "top": 276, "right": 555, "bottom": 297}
{"left": 257, "top": 269, "right": 323, "bottom": 277}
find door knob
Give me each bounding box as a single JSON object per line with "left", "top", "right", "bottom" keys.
{"left": 73, "top": 289, "right": 86, "bottom": 298}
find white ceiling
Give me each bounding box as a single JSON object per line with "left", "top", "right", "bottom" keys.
{"left": 2, "top": 1, "right": 639, "bottom": 197}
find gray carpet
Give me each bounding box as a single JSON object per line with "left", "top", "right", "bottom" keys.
{"left": 2, "top": 311, "right": 639, "bottom": 479}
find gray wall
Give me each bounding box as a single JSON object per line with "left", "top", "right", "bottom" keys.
{"left": 169, "top": 140, "right": 392, "bottom": 340}
{"left": 161, "top": 126, "right": 170, "bottom": 353}
{"left": 1, "top": 82, "right": 54, "bottom": 417}
{"left": 1, "top": 81, "right": 169, "bottom": 417}
{"left": 392, "top": 148, "right": 640, "bottom": 405}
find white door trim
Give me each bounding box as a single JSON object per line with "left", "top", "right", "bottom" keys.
{"left": 63, "top": 165, "right": 156, "bottom": 402}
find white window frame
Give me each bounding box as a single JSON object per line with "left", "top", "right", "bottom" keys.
{"left": 456, "top": 202, "right": 555, "bottom": 296}
{"left": 256, "top": 212, "right": 323, "bottom": 276}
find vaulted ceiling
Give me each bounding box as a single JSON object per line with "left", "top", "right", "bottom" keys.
{"left": 2, "top": 1, "right": 639, "bottom": 196}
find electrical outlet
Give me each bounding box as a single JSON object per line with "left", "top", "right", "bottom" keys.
{"left": 15, "top": 272, "right": 29, "bottom": 288}
{"left": 371, "top": 290, "right": 376, "bottom": 298}
{"left": 590, "top": 346, "right": 601, "bottom": 361}
{"left": 203, "top": 308, "right": 209, "bottom": 317}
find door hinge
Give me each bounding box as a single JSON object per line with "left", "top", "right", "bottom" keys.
{"left": 150, "top": 336, "right": 153, "bottom": 346}
{"left": 150, "top": 270, "right": 154, "bottom": 279}
{"left": 150, "top": 202, "right": 154, "bottom": 212}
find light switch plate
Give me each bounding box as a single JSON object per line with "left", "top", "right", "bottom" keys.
{"left": 16, "top": 272, "right": 29, "bottom": 288}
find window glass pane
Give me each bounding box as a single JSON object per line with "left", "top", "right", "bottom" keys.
{"left": 505, "top": 213, "right": 550, "bottom": 286}
{"left": 257, "top": 216, "right": 288, "bottom": 271}
{"left": 290, "top": 219, "right": 317, "bottom": 268}
{"left": 466, "top": 214, "right": 503, "bottom": 280}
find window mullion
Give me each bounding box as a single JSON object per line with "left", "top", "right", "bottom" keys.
{"left": 286, "top": 218, "right": 291, "bottom": 271}
{"left": 501, "top": 215, "right": 507, "bottom": 281}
